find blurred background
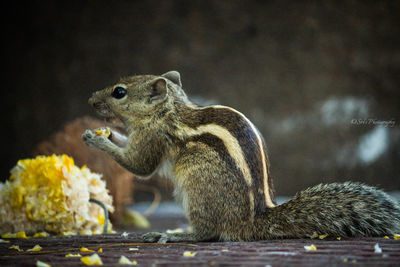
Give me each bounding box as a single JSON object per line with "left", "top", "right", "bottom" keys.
{"left": 2, "top": 0, "right": 400, "bottom": 223}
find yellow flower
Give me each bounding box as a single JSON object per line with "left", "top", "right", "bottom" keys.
{"left": 81, "top": 253, "right": 103, "bottom": 265}
{"left": 394, "top": 234, "right": 400, "bottom": 240}
{"left": 383, "top": 236, "right": 390, "bottom": 239}
{"left": 0, "top": 155, "right": 114, "bottom": 235}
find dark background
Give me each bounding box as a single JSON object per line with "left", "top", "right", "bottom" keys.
{"left": 2, "top": 0, "right": 400, "bottom": 196}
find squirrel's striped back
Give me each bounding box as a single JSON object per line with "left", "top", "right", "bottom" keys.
{"left": 175, "top": 104, "right": 276, "bottom": 217}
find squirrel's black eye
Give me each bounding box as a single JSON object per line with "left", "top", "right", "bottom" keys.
{"left": 111, "top": 87, "right": 127, "bottom": 99}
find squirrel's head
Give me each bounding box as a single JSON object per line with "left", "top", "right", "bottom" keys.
{"left": 89, "top": 71, "right": 189, "bottom": 126}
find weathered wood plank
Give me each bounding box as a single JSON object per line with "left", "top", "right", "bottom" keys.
{"left": 1, "top": 234, "right": 399, "bottom": 266}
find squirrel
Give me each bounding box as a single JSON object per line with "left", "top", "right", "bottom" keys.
{"left": 83, "top": 71, "right": 400, "bottom": 242}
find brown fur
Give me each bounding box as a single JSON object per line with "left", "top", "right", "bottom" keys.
{"left": 83, "top": 71, "right": 400, "bottom": 242}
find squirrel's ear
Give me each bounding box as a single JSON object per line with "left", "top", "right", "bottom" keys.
{"left": 161, "top": 71, "right": 182, "bottom": 87}
{"left": 149, "top": 78, "right": 168, "bottom": 104}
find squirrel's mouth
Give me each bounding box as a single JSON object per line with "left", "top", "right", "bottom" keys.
{"left": 96, "top": 106, "right": 114, "bottom": 118}
{"left": 94, "top": 106, "right": 124, "bottom": 127}
{"left": 88, "top": 94, "right": 127, "bottom": 129}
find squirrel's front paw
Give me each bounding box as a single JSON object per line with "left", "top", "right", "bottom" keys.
{"left": 142, "top": 232, "right": 167, "bottom": 243}
{"left": 82, "top": 129, "right": 108, "bottom": 149}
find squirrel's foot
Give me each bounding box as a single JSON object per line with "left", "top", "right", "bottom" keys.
{"left": 142, "top": 232, "right": 201, "bottom": 243}
{"left": 142, "top": 232, "right": 165, "bottom": 243}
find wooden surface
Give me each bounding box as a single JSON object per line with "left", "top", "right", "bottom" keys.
{"left": 1, "top": 233, "right": 399, "bottom": 266}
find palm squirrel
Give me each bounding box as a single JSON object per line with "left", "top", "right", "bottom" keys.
{"left": 83, "top": 71, "right": 400, "bottom": 242}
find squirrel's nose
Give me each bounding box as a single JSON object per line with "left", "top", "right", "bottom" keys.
{"left": 88, "top": 94, "right": 102, "bottom": 109}
{"left": 92, "top": 102, "right": 103, "bottom": 109}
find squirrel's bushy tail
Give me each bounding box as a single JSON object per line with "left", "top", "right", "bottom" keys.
{"left": 254, "top": 182, "right": 400, "bottom": 239}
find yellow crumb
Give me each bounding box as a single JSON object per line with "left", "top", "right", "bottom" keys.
{"left": 97, "top": 248, "right": 103, "bottom": 253}
{"left": 1, "top": 232, "right": 16, "bottom": 238}
{"left": 166, "top": 228, "right": 184, "bottom": 234}
{"left": 27, "top": 245, "right": 43, "bottom": 252}
{"left": 59, "top": 231, "right": 77, "bottom": 236}
{"left": 16, "top": 231, "right": 29, "bottom": 239}
{"left": 383, "top": 236, "right": 390, "bottom": 239}
{"left": 36, "top": 260, "right": 51, "bottom": 267}
{"left": 121, "top": 232, "right": 129, "bottom": 238}
{"left": 310, "top": 232, "right": 319, "bottom": 239}
{"left": 1, "top": 232, "right": 29, "bottom": 239}
{"left": 66, "top": 253, "right": 82, "bottom": 257}
{"left": 81, "top": 253, "right": 103, "bottom": 265}
{"left": 9, "top": 245, "right": 23, "bottom": 252}
{"left": 33, "top": 232, "right": 50, "bottom": 238}
{"left": 94, "top": 128, "right": 111, "bottom": 138}
{"left": 337, "top": 237, "right": 341, "bottom": 240}
{"left": 318, "top": 233, "right": 328, "bottom": 239}
{"left": 183, "top": 251, "right": 197, "bottom": 257}
{"left": 118, "top": 255, "right": 137, "bottom": 265}
{"left": 304, "top": 244, "right": 317, "bottom": 251}
{"left": 80, "top": 247, "right": 95, "bottom": 252}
